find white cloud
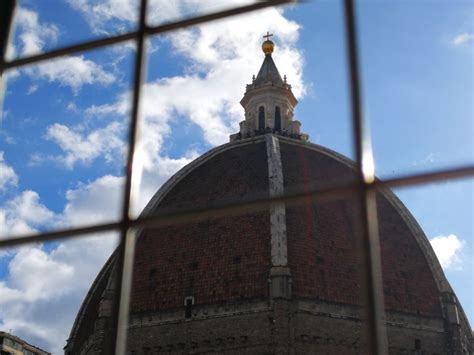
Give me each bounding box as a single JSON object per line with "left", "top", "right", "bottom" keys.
{"left": 452, "top": 32, "right": 474, "bottom": 47}
{"left": 66, "top": 0, "right": 256, "bottom": 34}
{"left": 66, "top": 102, "right": 78, "bottom": 112}
{"left": 0, "top": 151, "right": 18, "bottom": 190}
{"left": 26, "top": 84, "right": 38, "bottom": 94}
{"left": 45, "top": 121, "right": 125, "bottom": 168}
{"left": 146, "top": 0, "right": 257, "bottom": 27}
{"left": 0, "top": 173, "right": 124, "bottom": 237}
{"left": 7, "top": 191, "right": 54, "bottom": 225}
{"left": 11, "top": 7, "right": 116, "bottom": 92}
{"left": 66, "top": 0, "right": 139, "bottom": 34}
{"left": 85, "top": 98, "right": 130, "bottom": 118}
{"left": 0, "top": 232, "right": 118, "bottom": 354}
{"left": 61, "top": 175, "right": 124, "bottom": 226}
{"left": 0, "top": 175, "right": 121, "bottom": 353}
{"left": 0, "top": 191, "right": 54, "bottom": 238}
{"left": 14, "top": 7, "right": 59, "bottom": 57}
{"left": 28, "top": 56, "right": 115, "bottom": 93}
{"left": 430, "top": 234, "right": 465, "bottom": 270}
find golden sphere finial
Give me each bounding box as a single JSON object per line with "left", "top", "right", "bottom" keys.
{"left": 262, "top": 31, "right": 274, "bottom": 56}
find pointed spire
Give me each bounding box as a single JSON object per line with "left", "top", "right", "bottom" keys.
{"left": 254, "top": 34, "right": 284, "bottom": 87}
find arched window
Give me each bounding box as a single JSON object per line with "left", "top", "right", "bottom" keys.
{"left": 258, "top": 106, "right": 265, "bottom": 130}
{"left": 275, "top": 106, "right": 281, "bottom": 131}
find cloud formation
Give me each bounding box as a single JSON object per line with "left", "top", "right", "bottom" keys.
{"left": 65, "top": 0, "right": 257, "bottom": 34}
{"left": 66, "top": 0, "right": 139, "bottom": 34}
{"left": 30, "top": 56, "right": 115, "bottom": 93}
{"left": 0, "top": 191, "right": 54, "bottom": 238}
{"left": 45, "top": 121, "right": 125, "bottom": 168}
{"left": 14, "top": 7, "right": 59, "bottom": 57}
{"left": 11, "top": 7, "right": 115, "bottom": 92}
{"left": 0, "top": 232, "right": 118, "bottom": 354}
{"left": 0, "top": 174, "right": 121, "bottom": 353}
{"left": 60, "top": 175, "right": 124, "bottom": 226}
{"left": 0, "top": 151, "right": 18, "bottom": 190}
{"left": 452, "top": 32, "right": 474, "bottom": 47}
{"left": 430, "top": 234, "right": 465, "bottom": 270}
{"left": 41, "top": 6, "right": 304, "bottom": 208}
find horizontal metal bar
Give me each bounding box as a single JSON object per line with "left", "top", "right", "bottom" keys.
{"left": 380, "top": 165, "right": 474, "bottom": 189}
{"left": 3, "top": 32, "right": 136, "bottom": 70}
{"left": 1, "top": 0, "right": 293, "bottom": 71}
{"left": 145, "top": 0, "right": 293, "bottom": 37}
{"left": 0, "top": 163, "right": 472, "bottom": 249}
{"left": 0, "top": 221, "right": 123, "bottom": 248}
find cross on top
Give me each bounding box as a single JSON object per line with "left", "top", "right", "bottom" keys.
{"left": 263, "top": 31, "right": 273, "bottom": 41}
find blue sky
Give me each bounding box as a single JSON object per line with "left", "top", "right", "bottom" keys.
{"left": 0, "top": 1, "right": 472, "bottom": 353}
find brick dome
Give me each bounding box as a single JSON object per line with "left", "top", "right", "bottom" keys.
{"left": 66, "top": 135, "right": 473, "bottom": 355}
{"left": 131, "top": 135, "right": 442, "bottom": 317}
{"left": 65, "top": 38, "right": 472, "bottom": 354}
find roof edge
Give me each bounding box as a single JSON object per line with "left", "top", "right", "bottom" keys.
{"left": 139, "top": 135, "right": 267, "bottom": 218}
{"left": 65, "top": 247, "right": 118, "bottom": 351}
{"left": 275, "top": 137, "right": 459, "bottom": 304}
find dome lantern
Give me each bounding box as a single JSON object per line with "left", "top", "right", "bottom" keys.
{"left": 230, "top": 33, "right": 308, "bottom": 142}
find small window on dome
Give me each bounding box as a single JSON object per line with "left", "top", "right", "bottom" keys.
{"left": 275, "top": 106, "right": 281, "bottom": 131}
{"left": 258, "top": 106, "right": 265, "bottom": 130}
{"left": 184, "top": 296, "right": 195, "bottom": 318}
{"left": 148, "top": 268, "right": 157, "bottom": 290}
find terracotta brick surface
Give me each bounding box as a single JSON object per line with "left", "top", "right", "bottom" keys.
{"left": 68, "top": 138, "right": 458, "bottom": 355}
{"left": 280, "top": 142, "right": 442, "bottom": 317}
{"left": 130, "top": 142, "right": 271, "bottom": 313}
{"left": 157, "top": 142, "right": 269, "bottom": 213}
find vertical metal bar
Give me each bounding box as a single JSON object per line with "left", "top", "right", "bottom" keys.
{"left": 343, "top": 0, "right": 388, "bottom": 353}
{"left": 0, "top": 0, "right": 16, "bottom": 63}
{"left": 0, "top": 0, "right": 17, "bottom": 119}
{"left": 111, "top": 0, "right": 148, "bottom": 354}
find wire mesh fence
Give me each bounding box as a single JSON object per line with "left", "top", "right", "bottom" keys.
{"left": 0, "top": 0, "right": 472, "bottom": 354}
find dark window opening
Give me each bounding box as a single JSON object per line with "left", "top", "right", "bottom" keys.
{"left": 189, "top": 261, "right": 199, "bottom": 270}
{"left": 275, "top": 106, "right": 281, "bottom": 131}
{"left": 414, "top": 339, "right": 421, "bottom": 350}
{"left": 258, "top": 106, "right": 265, "bottom": 130}
{"left": 233, "top": 255, "right": 241, "bottom": 264}
{"left": 184, "top": 297, "right": 194, "bottom": 318}
{"left": 148, "top": 268, "right": 157, "bottom": 278}
{"left": 148, "top": 268, "right": 157, "bottom": 290}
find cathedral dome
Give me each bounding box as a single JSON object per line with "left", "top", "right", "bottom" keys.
{"left": 65, "top": 36, "right": 472, "bottom": 355}
{"left": 130, "top": 135, "right": 444, "bottom": 318}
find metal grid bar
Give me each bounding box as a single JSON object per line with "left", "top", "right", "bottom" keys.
{"left": 1, "top": 0, "right": 292, "bottom": 72}
{"left": 343, "top": 1, "right": 386, "bottom": 352}
{"left": 112, "top": 0, "right": 149, "bottom": 352}
{"left": 0, "top": 163, "right": 473, "bottom": 249}
{"left": 0, "top": 0, "right": 473, "bottom": 354}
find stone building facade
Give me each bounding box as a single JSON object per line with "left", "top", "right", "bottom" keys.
{"left": 0, "top": 331, "right": 50, "bottom": 355}
{"left": 65, "top": 38, "right": 473, "bottom": 355}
